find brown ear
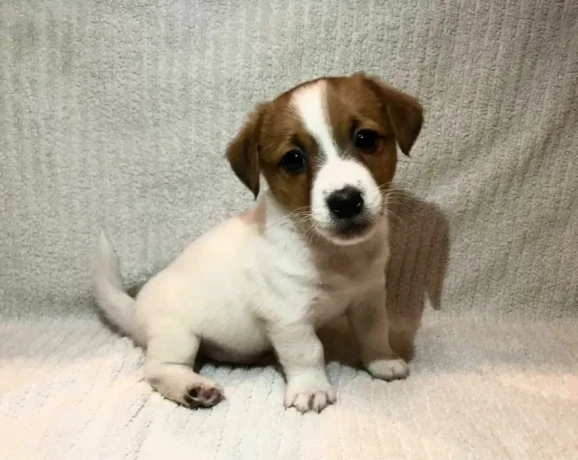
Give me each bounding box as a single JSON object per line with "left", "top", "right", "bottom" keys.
{"left": 226, "top": 105, "right": 266, "bottom": 198}
{"left": 360, "top": 74, "right": 424, "bottom": 156}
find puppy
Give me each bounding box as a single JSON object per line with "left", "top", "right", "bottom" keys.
{"left": 93, "top": 73, "right": 423, "bottom": 413}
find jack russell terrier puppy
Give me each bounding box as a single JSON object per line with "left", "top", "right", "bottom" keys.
{"left": 94, "top": 73, "right": 423, "bottom": 413}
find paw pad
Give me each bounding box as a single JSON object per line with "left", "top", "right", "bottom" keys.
{"left": 183, "top": 383, "right": 223, "bottom": 409}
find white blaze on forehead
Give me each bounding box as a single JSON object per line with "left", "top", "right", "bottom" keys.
{"left": 290, "top": 80, "right": 339, "bottom": 160}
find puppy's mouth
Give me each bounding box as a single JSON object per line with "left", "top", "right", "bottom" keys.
{"left": 315, "top": 215, "right": 378, "bottom": 246}
{"left": 333, "top": 218, "right": 373, "bottom": 239}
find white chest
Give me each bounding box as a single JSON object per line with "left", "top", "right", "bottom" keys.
{"left": 311, "top": 288, "right": 353, "bottom": 327}
{"left": 255, "top": 199, "right": 389, "bottom": 327}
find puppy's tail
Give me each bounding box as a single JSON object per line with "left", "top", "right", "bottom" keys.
{"left": 93, "top": 231, "right": 137, "bottom": 339}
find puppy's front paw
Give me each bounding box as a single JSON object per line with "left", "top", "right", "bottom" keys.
{"left": 366, "top": 357, "right": 409, "bottom": 381}
{"left": 284, "top": 377, "right": 336, "bottom": 413}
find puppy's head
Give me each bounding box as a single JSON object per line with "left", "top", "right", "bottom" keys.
{"left": 227, "top": 73, "right": 423, "bottom": 245}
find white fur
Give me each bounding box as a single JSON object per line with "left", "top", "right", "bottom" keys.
{"left": 93, "top": 81, "right": 407, "bottom": 413}
{"left": 93, "top": 231, "right": 137, "bottom": 339}
{"left": 312, "top": 158, "right": 383, "bottom": 241}
{"left": 291, "top": 81, "right": 383, "bottom": 242}
{"left": 291, "top": 81, "right": 339, "bottom": 160}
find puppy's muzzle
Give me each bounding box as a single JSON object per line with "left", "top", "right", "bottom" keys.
{"left": 326, "top": 186, "right": 375, "bottom": 240}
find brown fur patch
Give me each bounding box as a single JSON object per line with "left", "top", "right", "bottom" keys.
{"left": 226, "top": 106, "right": 266, "bottom": 198}
{"left": 258, "top": 93, "right": 317, "bottom": 214}
{"left": 358, "top": 73, "right": 424, "bottom": 156}
{"left": 325, "top": 75, "right": 399, "bottom": 190}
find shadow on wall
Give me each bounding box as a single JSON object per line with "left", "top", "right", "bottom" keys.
{"left": 319, "top": 189, "right": 450, "bottom": 367}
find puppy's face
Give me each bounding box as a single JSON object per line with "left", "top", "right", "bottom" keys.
{"left": 227, "top": 73, "right": 423, "bottom": 245}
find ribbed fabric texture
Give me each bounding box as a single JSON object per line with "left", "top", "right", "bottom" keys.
{"left": 1, "top": 1, "right": 577, "bottom": 458}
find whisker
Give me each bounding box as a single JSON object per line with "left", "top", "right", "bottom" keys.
{"left": 378, "top": 185, "right": 410, "bottom": 194}
{"left": 384, "top": 193, "right": 414, "bottom": 203}
{"left": 383, "top": 208, "right": 409, "bottom": 230}
{"left": 262, "top": 206, "right": 310, "bottom": 230}
{"left": 396, "top": 156, "right": 426, "bottom": 164}
{"left": 385, "top": 201, "right": 413, "bottom": 211}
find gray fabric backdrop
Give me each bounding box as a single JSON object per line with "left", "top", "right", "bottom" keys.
{"left": 2, "top": 0, "right": 576, "bottom": 321}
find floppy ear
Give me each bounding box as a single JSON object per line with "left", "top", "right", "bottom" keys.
{"left": 359, "top": 74, "right": 424, "bottom": 156}
{"left": 226, "top": 105, "right": 266, "bottom": 198}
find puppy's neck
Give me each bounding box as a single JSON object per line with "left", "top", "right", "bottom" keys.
{"left": 260, "top": 193, "right": 307, "bottom": 242}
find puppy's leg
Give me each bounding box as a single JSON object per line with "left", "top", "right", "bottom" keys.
{"left": 348, "top": 287, "right": 408, "bottom": 381}
{"left": 269, "top": 323, "right": 335, "bottom": 413}
{"left": 145, "top": 330, "right": 224, "bottom": 408}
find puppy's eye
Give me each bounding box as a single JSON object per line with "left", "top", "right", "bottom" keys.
{"left": 354, "top": 129, "right": 380, "bottom": 153}
{"left": 279, "top": 149, "right": 307, "bottom": 174}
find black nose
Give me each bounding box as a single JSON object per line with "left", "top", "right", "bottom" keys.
{"left": 326, "top": 187, "right": 364, "bottom": 219}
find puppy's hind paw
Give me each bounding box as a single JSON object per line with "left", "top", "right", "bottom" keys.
{"left": 183, "top": 381, "right": 224, "bottom": 409}
{"left": 366, "top": 357, "right": 409, "bottom": 381}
